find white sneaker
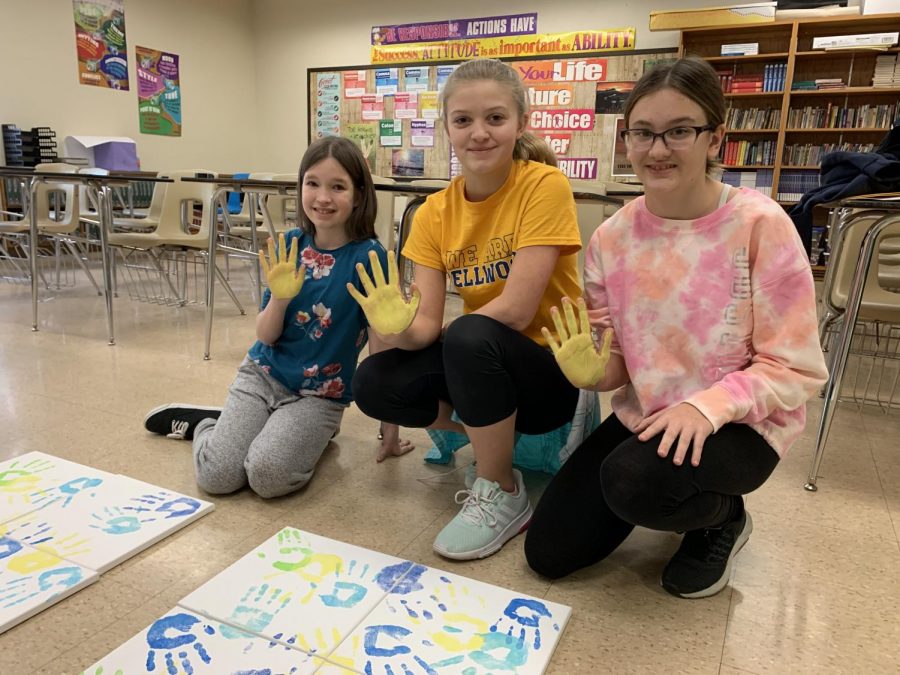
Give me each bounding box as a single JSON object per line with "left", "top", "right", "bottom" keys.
{"left": 433, "top": 469, "right": 532, "bottom": 560}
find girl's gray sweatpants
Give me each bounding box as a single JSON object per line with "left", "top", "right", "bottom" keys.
{"left": 192, "top": 358, "right": 344, "bottom": 498}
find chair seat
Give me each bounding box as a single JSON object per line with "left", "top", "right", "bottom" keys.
{"left": 107, "top": 231, "right": 210, "bottom": 249}
{"left": 114, "top": 216, "right": 159, "bottom": 230}
{"left": 0, "top": 221, "right": 29, "bottom": 233}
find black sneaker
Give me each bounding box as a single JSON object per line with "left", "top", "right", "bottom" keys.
{"left": 143, "top": 403, "right": 223, "bottom": 440}
{"left": 661, "top": 508, "right": 752, "bottom": 599}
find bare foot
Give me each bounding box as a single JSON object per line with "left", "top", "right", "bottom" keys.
{"left": 376, "top": 423, "right": 415, "bottom": 462}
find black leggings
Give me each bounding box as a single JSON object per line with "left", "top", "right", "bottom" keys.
{"left": 525, "top": 412, "right": 779, "bottom": 579}
{"left": 353, "top": 314, "right": 579, "bottom": 433}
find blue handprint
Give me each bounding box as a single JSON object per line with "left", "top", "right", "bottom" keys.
{"left": 90, "top": 506, "right": 152, "bottom": 535}
{"left": 0, "top": 536, "right": 23, "bottom": 560}
{"left": 30, "top": 476, "right": 103, "bottom": 509}
{"left": 376, "top": 561, "right": 427, "bottom": 595}
{"left": 0, "top": 566, "right": 83, "bottom": 608}
{"left": 488, "top": 597, "right": 556, "bottom": 651}
{"left": 219, "top": 584, "right": 292, "bottom": 640}
{"left": 123, "top": 493, "right": 201, "bottom": 520}
{"left": 361, "top": 624, "right": 438, "bottom": 674}
{"left": 145, "top": 612, "right": 214, "bottom": 673}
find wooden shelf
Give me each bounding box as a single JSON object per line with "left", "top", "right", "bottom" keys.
{"left": 782, "top": 165, "right": 820, "bottom": 170}
{"left": 705, "top": 52, "right": 790, "bottom": 63}
{"left": 726, "top": 128, "right": 779, "bottom": 134}
{"left": 795, "top": 47, "right": 900, "bottom": 58}
{"left": 722, "top": 164, "right": 775, "bottom": 169}
{"left": 785, "top": 127, "right": 890, "bottom": 133}
{"left": 725, "top": 91, "right": 784, "bottom": 98}
{"left": 790, "top": 87, "right": 900, "bottom": 96}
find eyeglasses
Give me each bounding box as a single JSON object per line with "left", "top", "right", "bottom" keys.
{"left": 619, "top": 125, "right": 716, "bottom": 150}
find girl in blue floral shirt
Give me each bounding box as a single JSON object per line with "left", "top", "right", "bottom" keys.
{"left": 143, "top": 137, "right": 410, "bottom": 498}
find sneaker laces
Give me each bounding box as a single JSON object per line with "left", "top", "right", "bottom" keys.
{"left": 693, "top": 528, "right": 736, "bottom": 563}
{"left": 167, "top": 420, "right": 190, "bottom": 439}
{"left": 453, "top": 488, "right": 498, "bottom": 528}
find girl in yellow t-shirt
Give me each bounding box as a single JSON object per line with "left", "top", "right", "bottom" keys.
{"left": 348, "top": 58, "right": 583, "bottom": 561}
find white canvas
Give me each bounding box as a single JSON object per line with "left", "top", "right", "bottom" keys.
{"left": 178, "top": 527, "right": 417, "bottom": 659}
{"left": 328, "top": 565, "right": 572, "bottom": 675}
{"left": 0, "top": 474, "right": 214, "bottom": 573}
{"left": 0, "top": 535, "right": 98, "bottom": 634}
{"left": 0, "top": 451, "right": 119, "bottom": 525}
{"left": 84, "top": 606, "right": 322, "bottom": 674}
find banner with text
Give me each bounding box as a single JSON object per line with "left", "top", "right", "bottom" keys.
{"left": 371, "top": 28, "right": 635, "bottom": 64}
{"left": 372, "top": 13, "right": 537, "bottom": 45}
{"left": 73, "top": 0, "right": 129, "bottom": 89}
{"left": 136, "top": 46, "right": 180, "bottom": 136}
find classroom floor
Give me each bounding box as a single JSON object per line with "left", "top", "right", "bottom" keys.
{"left": 1, "top": 263, "right": 899, "bottom": 674}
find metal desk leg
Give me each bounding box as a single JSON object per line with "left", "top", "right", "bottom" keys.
{"left": 805, "top": 213, "right": 898, "bottom": 491}
{"left": 248, "top": 192, "right": 262, "bottom": 304}
{"left": 29, "top": 177, "right": 39, "bottom": 332}
{"left": 97, "top": 185, "right": 116, "bottom": 345}
{"left": 204, "top": 186, "right": 231, "bottom": 360}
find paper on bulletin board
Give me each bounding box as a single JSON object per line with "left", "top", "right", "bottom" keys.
{"left": 436, "top": 65, "right": 457, "bottom": 91}
{"left": 361, "top": 94, "right": 385, "bottom": 120}
{"left": 392, "top": 149, "right": 425, "bottom": 177}
{"left": 393, "top": 92, "right": 418, "bottom": 119}
{"left": 379, "top": 119, "right": 403, "bottom": 147}
{"left": 136, "top": 46, "right": 181, "bottom": 136}
{"left": 73, "top": 0, "right": 129, "bottom": 90}
{"left": 404, "top": 66, "right": 430, "bottom": 92}
{"left": 419, "top": 91, "right": 439, "bottom": 119}
{"left": 344, "top": 70, "right": 367, "bottom": 98}
{"left": 410, "top": 119, "right": 435, "bottom": 147}
{"left": 316, "top": 72, "right": 341, "bottom": 138}
{"left": 375, "top": 68, "right": 399, "bottom": 94}
{"left": 345, "top": 123, "right": 377, "bottom": 169}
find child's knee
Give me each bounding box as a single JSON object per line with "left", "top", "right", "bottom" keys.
{"left": 195, "top": 465, "right": 246, "bottom": 495}
{"left": 245, "top": 456, "right": 313, "bottom": 499}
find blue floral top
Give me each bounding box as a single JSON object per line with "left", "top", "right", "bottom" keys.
{"left": 247, "top": 229, "right": 388, "bottom": 405}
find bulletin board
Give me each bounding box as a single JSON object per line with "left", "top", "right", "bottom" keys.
{"left": 308, "top": 48, "right": 678, "bottom": 185}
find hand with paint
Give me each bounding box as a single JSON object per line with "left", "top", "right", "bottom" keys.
{"left": 259, "top": 233, "right": 305, "bottom": 300}
{"left": 219, "top": 584, "right": 292, "bottom": 639}
{"left": 542, "top": 297, "right": 613, "bottom": 389}
{"left": 145, "top": 612, "right": 214, "bottom": 673}
{"left": 346, "top": 250, "right": 421, "bottom": 336}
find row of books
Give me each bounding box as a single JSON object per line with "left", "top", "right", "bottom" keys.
{"left": 873, "top": 54, "right": 899, "bottom": 88}
{"left": 720, "top": 169, "right": 773, "bottom": 195}
{"left": 721, "top": 139, "right": 777, "bottom": 166}
{"left": 725, "top": 106, "right": 781, "bottom": 130}
{"left": 782, "top": 142, "right": 876, "bottom": 166}
{"left": 776, "top": 171, "right": 821, "bottom": 201}
{"left": 2, "top": 124, "right": 58, "bottom": 167}
{"left": 760, "top": 63, "right": 787, "bottom": 92}
{"left": 791, "top": 79, "right": 846, "bottom": 91}
{"left": 786, "top": 102, "right": 897, "bottom": 129}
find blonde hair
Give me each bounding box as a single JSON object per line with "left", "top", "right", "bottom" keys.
{"left": 440, "top": 58, "right": 556, "bottom": 166}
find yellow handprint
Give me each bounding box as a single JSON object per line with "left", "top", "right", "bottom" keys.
{"left": 346, "top": 250, "right": 420, "bottom": 335}
{"left": 259, "top": 233, "right": 305, "bottom": 300}
{"left": 542, "top": 297, "right": 613, "bottom": 389}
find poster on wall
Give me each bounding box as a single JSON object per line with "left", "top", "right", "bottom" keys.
{"left": 410, "top": 119, "right": 435, "bottom": 147}
{"left": 361, "top": 94, "right": 385, "bottom": 120}
{"left": 419, "top": 91, "right": 439, "bottom": 119}
{"left": 558, "top": 157, "right": 599, "bottom": 180}
{"left": 403, "top": 67, "right": 430, "bottom": 92}
{"left": 393, "top": 93, "right": 418, "bottom": 119}
{"left": 343, "top": 70, "right": 367, "bottom": 98}
{"left": 611, "top": 117, "right": 637, "bottom": 178}
{"left": 372, "top": 13, "right": 538, "bottom": 45}
{"left": 72, "top": 0, "right": 129, "bottom": 89}
{"left": 595, "top": 81, "right": 636, "bottom": 115}
{"left": 136, "top": 46, "right": 181, "bottom": 136}
{"left": 316, "top": 72, "right": 341, "bottom": 138}
{"left": 379, "top": 120, "right": 402, "bottom": 147}
{"left": 391, "top": 149, "right": 425, "bottom": 177}
{"left": 436, "top": 65, "right": 456, "bottom": 91}
{"left": 375, "top": 68, "right": 399, "bottom": 94}
{"left": 345, "top": 123, "right": 377, "bottom": 169}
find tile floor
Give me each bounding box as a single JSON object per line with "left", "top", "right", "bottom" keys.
{"left": 0, "top": 264, "right": 898, "bottom": 674}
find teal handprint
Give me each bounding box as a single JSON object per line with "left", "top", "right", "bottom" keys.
{"left": 0, "top": 566, "right": 84, "bottom": 608}
{"left": 30, "top": 476, "right": 103, "bottom": 509}
{"left": 219, "top": 583, "right": 292, "bottom": 639}
{"left": 90, "top": 506, "right": 152, "bottom": 535}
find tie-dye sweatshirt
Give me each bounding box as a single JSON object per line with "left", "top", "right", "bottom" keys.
{"left": 584, "top": 186, "right": 828, "bottom": 457}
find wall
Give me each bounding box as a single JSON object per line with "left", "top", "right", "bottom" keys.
{"left": 0, "top": 0, "right": 257, "bottom": 172}
{"left": 251, "top": 0, "right": 752, "bottom": 171}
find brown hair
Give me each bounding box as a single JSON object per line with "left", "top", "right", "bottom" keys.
{"left": 623, "top": 57, "right": 726, "bottom": 173}
{"left": 440, "top": 58, "right": 556, "bottom": 166}
{"left": 297, "top": 136, "right": 377, "bottom": 241}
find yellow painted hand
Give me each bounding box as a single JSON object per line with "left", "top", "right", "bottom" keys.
{"left": 259, "top": 233, "right": 305, "bottom": 300}
{"left": 346, "top": 250, "right": 420, "bottom": 335}
{"left": 542, "top": 297, "right": 614, "bottom": 389}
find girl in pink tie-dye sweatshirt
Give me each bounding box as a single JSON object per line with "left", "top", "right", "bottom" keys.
{"left": 525, "top": 57, "right": 828, "bottom": 599}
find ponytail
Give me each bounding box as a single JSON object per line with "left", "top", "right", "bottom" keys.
{"left": 514, "top": 131, "right": 557, "bottom": 167}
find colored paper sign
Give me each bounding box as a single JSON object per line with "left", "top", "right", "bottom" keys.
{"left": 528, "top": 109, "right": 595, "bottom": 131}
{"left": 419, "top": 91, "right": 440, "bottom": 120}
{"left": 403, "top": 66, "right": 430, "bottom": 92}
{"left": 73, "top": 0, "right": 129, "bottom": 89}
{"left": 449, "top": 145, "right": 462, "bottom": 178}
{"left": 410, "top": 119, "right": 435, "bottom": 147}
{"left": 316, "top": 72, "right": 341, "bottom": 138}
{"left": 391, "top": 149, "right": 425, "bottom": 177}
{"left": 436, "top": 65, "right": 457, "bottom": 91}
{"left": 371, "top": 29, "right": 635, "bottom": 64}
{"left": 136, "top": 46, "right": 181, "bottom": 136}
{"left": 514, "top": 58, "right": 608, "bottom": 83}
{"left": 527, "top": 84, "right": 575, "bottom": 107}
{"left": 558, "top": 157, "right": 599, "bottom": 180}
{"left": 393, "top": 92, "right": 418, "bottom": 119}
{"left": 345, "top": 123, "right": 377, "bottom": 169}
{"left": 361, "top": 94, "right": 385, "bottom": 121}
{"left": 372, "top": 13, "right": 538, "bottom": 45}
{"left": 611, "top": 117, "right": 636, "bottom": 177}
{"left": 375, "top": 68, "right": 399, "bottom": 94}
{"left": 540, "top": 132, "right": 573, "bottom": 156}
{"left": 379, "top": 119, "right": 402, "bottom": 147}
{"left": 343, "top": 70, "right": 367, "bottom": 98}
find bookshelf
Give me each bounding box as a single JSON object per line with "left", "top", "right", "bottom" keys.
{"left": 680, "top": 12, "right": 900, "bottom": 206}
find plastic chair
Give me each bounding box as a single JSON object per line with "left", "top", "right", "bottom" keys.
{"left": 371, "top": 175, "right": 396, "bottom": 249}
{"left": 109, "top": 172, "right": 168, "bottom": 231}
{"left": 259, "top": 173, "right": 297, "bottom": 236}
{"left": 570, "top": 180, "right": 613, "bottom": 277}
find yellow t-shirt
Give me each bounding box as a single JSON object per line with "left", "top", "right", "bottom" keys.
{"left": 403, "top": 160, "right": 582, "bottom": 345}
